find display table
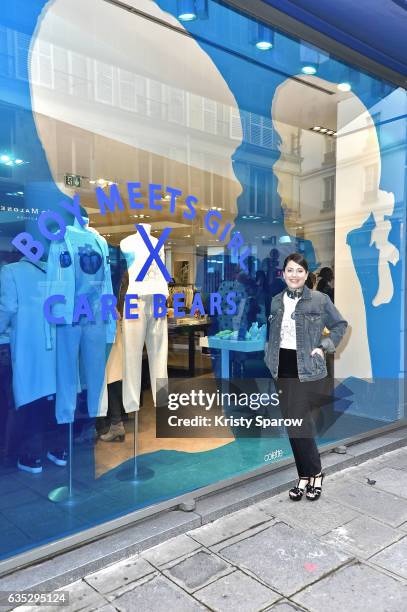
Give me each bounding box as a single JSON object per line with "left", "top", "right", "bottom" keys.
{"left": 199, "top": 336, "right": 266, "bottom": 379}
{"left": 168, "top": 317, "right": 211, "bottom": 377}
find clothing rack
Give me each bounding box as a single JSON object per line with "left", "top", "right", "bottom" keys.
{"left": 167, "top": 284, "right": 197, "bottom": 310}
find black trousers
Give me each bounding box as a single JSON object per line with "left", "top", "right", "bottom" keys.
{"left": 96, "top": 380, "right": 125, "bottom": 434}
{"left": 277, "top": 348, "right": 322, "bottom": 477}
{"left": 108, "top": 381, "right": 124, "bottom": 425}
{"left": 0, "top": 344, "right": 14, "bottom": 458}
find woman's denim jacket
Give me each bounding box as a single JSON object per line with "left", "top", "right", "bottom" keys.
{"left": 264, "top": 286, "right": 348, "bottom": 382}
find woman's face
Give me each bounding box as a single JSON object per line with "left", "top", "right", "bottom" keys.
{"left": 283, "top": 260, "right": 308, "bottom": 290}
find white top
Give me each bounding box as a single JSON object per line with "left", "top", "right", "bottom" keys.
{"left": 280, "top": 292, "right": 299, "bottom": 350}
{"left": 120, "top": 231, "right": 169, "bottom": 297}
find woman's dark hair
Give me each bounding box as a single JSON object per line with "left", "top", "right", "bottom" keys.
{"left": 318, "top": 267, "right": 334, "bottom": 282}
{"left": 283, "top": 253, "right": 309, "bottom": 272}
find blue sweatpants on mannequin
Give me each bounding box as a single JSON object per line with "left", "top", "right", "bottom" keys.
{"left": 56, "top": 318, "right": 108, "bottom": 424}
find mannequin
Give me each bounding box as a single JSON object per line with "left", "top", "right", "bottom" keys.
{"left": 120, "top": 224, "right": 168, "bottom": 413}
{"left": 0, "top": 257, "right": 62, "bottom": 472}
{"left": 45, "top": 212, "right": 115, "bottom": 424}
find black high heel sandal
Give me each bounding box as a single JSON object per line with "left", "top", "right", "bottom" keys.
{"left": 289, "top": 477, "right": 309, "bottom": 501}
{"left": 306, "top": 473, "right": 324, "bottom": 501}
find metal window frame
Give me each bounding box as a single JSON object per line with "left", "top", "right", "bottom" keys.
{"left": 220, "top": 0, "right": 407, "bottom": 89}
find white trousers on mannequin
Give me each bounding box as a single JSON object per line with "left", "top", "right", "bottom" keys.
{"left": 56, "top": 319, "right": 108, "bottom": 424}
{"left": 122, "top": 294, "right": 168, "bottom": 413}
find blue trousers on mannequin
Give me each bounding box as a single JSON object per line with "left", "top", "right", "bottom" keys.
{"left": 56, "top": 318, "right": 108, "bottom": 424}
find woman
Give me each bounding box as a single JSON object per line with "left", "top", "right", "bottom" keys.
{"left": 316, "top": 267, "right": 334, "bottom": 302}
{"left": 265, "top": 253, "right": 347, "bottom": 501}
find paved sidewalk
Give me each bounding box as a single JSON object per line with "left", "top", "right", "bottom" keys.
{"left": 14, "top": 445, "right": 407, "bottom": 612}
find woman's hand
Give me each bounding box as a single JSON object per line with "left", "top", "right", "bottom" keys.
{"left": 311, "top": 347, "right": 324, "bottom": 359}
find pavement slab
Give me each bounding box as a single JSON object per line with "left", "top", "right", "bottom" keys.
{"left": 194, "top": 569, "right": 281, "bottom": 611}
{"left": 370, "top": 536, "right": 407, "bottom": 578}
{"left": 327, "top": 478, "right": 407, "bottom": 526}
{"left": 293, "top": 562, "right": 407, "bottom": 612}
{"left": 258, "top": 493, "right": 359, "bottom": 536}
{"left": 321, "top": 515, "right": 402, "bottom": 559}
{"left": 110, "top": 574, "right": 206, "bottom": 611}
{"left": 381, "top": 448, "right": 407, "bottom": 471}
{"left": 85, "top": 556, "right": 155, "bottom": 595}
{"left": 164, "top": 550, "right": 233, "bottom": 592}
{"left": 55, "top": 579, "right": 108, "bottom": 612}
{"left": 141, "top": 534, "right": 201, "bottom": 568}
{"left": 14, "top": 580, "right": 108, "bottom": 612}
{"left": 338, "top": 456, "right": 392, "bottom": 482}
{"left": 350, "top": 466, "right": 407, "bottom": 499}
{"left": 219, "top": 521, "right": 351, "bottom": 596}
{"left": 188, "top": 505, "right": 272, "bottom": 547}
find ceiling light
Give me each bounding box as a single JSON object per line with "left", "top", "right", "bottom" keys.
{"left": 256, "top": 41, "right": 273, "bottom": 51}
{"left": 178, "top": 11, "right": 196, "bottom": 21}
{"left": 301, "top": 63, "right": 317, "bottom": 75}
{"left": 337, "top": 82, "right": 352, "bottom": 92}
{"left": 89, "top": 180, "right": 96, "bottom": 184}
{"left": 279, "top": 235, "right": 292, "bottom": 244}
{"left": 310, "top": 125, "right": 335, "bottom": 136}
{"left": 253, "top": 23, "right": 274, "bottom": 51}
{"left": 178, "top": 0, "right": 197, "bottom": 21}
{"left": 177, "top": 0, "right": 208, "bottom": 21}
{"left": 0, "top": 154, "right": 27, "bottom": 166}
{"left": 300, "top": 42, "right": 328, "bottom": 77}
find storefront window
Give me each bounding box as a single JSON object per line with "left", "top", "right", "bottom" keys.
{"left": 0, "top": 0, "right": 406, "bottom": 566}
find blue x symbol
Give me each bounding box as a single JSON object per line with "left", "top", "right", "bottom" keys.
{"left": 135, "top": 224, "right": 172, "bottom": 282}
